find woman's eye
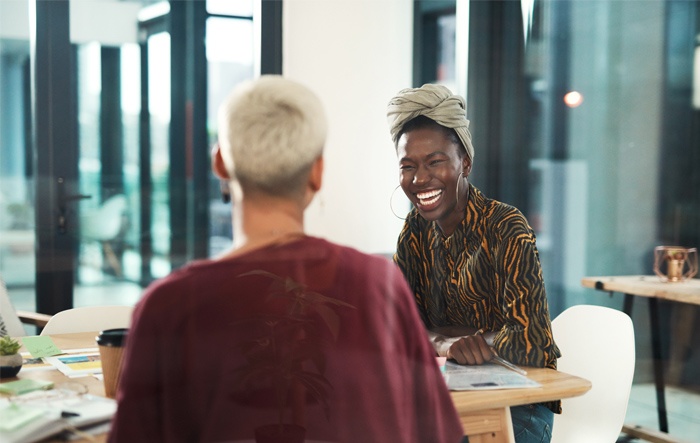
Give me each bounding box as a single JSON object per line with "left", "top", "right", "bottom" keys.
{"left": 429, "top": 159, "right": 445, "bottom": 166}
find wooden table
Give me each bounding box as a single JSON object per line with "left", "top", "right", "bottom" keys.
{"left": 3, "top": 333, "right": 108, "bottom": 442}
{"left": 581, "top": 275, "right": 700, "bottom": 438}
{"left": 452, "top": 368, "right": 591, "bottom": 443}
{"left": 7, "top": 332, "right": 591, "bottom": 443}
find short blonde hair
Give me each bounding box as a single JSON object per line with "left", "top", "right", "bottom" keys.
{"left": 218, "top": 75, "right": 327, "bottom": 195}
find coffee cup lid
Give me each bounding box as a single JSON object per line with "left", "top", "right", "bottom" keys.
{"left": 96, "top": 328, "right": 128, "bottom": 347}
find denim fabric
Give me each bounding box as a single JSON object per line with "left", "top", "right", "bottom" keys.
{"left": 510, "top": 404, "right": 553, "bottom": 443}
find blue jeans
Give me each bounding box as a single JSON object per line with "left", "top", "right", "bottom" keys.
{"left": 510, "top": 404, "right": 553, "bottom": 443}
{"left": 459, "top": 404, "right": 551, "bottom": 443}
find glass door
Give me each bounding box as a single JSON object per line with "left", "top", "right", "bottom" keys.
{"left": 74, "top": 42, "right": 146, "bottom": 299}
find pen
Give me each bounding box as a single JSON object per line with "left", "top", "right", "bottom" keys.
{"left": 491, "top": 354, "right": 528, "bottom": 376}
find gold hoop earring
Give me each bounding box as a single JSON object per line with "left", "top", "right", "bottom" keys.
{"left": 456, "top": 172, "right": 469, "bottom": 207}
{"left": 390, "top": 184, "right": 407, "bottom": 221}
{"left": 456, "top": 172, "right": 463, "bottom": 206}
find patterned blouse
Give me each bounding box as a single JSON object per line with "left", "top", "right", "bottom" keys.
{"left": 394, "top": 185, "right": 561, "bottom": 411}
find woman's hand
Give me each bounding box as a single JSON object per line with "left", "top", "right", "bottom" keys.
{"left": 447, "top": 334, "right": 494, "bottom": 365}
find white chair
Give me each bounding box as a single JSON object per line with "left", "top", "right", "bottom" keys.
{"left": 80, "top": 194, "right": 128, "bottom": 276}
{"left": 551, "top": 304, "right": 635, "bottom": 443}
{"left": 40, "top": 305, "right": 134, "bottom": 336}
{"left": 0, "top": 273, "right": 51, "bottom": 337}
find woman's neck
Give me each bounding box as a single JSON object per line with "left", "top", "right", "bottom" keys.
{"left": 220, "top": 195, "right": 306, "bottom": 259}
{"left": 437, "top": 181, "right": 470, "bottom": 238}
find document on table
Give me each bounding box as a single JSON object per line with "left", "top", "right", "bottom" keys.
{"left": 43, "top": 352, "right": 103, "bottom": 378}
{"left": 444, "top": 361, "right": 541, "bottom": 390}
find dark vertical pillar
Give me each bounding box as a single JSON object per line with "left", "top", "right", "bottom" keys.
{"left": 31, "top": 0, "right": 77, "bottom": 314}
{"left": 138, "top": 41, "right": 153, "bottom": 285}
{"left": 99, "top": 46, "right": 125, "bottom": 272}
{"left": 549, "top": 0, "right": 570, "bottom": 162}
{"left": 544, "top": 0, "right": 571, "bottom": 315}
{"left": 467, "top": 0, "right": 529, "bottom": 206}
{"left": 466, "top": 0, "right": 498, "bottom": 195}
{"left": 168, "top": 2, "right": 188, "bottom": 270}
{"left": 188, "top": 0, "right": 209, "bottom": 259}
{"left": 659, "top": 1, "right": 699, "bottom": 248}
{"left": 260, "top": 0, "right": 283, "bottom": 75}
{"left": 23, "top": 58, "right": 33, "bottom": 183}
{"left": 100, "top": 47, "right": 124, "bottom": 201}
{"left": 497, "top": 2, "right": 528, "bottom": 211}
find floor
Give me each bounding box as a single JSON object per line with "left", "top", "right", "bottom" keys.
{"left": 619, "top": 384, "right": 700, "bottom": 442}
{"left": 6, "top": 274, "right": 700, "bottom": 442}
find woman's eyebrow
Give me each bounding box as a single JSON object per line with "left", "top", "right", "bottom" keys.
{"left": 400, "top": 150, "right": 449, "bottom": 163}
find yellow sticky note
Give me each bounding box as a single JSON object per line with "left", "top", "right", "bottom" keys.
{"left": 20, "top": 336, "right": 62, "bottom": 358}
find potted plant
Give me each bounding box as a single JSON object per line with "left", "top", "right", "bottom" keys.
{"left": 0, "top": 335, "right": 23, "bottom": 378}
{"left": 233, "top": 270, "right": 355, "bottom": 443}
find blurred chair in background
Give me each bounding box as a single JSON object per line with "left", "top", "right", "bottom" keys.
{"left": 80, "top": 194, "right": 128, "bottom": 277}
{"left": 40, "top": 305, "right": 134, "bottom": 336}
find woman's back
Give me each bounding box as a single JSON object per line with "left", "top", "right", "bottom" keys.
{"left": 110, "top": 236, "right": 463, "bottom": 443}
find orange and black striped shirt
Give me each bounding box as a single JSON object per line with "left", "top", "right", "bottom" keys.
{"left": 394, "top": 185, "right": 561, "bottom": 374}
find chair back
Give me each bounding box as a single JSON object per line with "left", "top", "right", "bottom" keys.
{"left": 0, "top": 274, "right": 26, "bottom": 337}
{"left": 81, "top": 194, "right": 128, "bottom": 241}
{"left": 40, "top": 305, "right": 134, "bottom": 336}
{"left": 551, "top": 304, "right": 635, "bottom": 443}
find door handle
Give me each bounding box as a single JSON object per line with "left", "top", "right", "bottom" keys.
{"left": 57, "top": 177, "right": 91, "bottom": 234}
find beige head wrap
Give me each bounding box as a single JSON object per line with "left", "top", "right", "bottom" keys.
{"left": 386, "top": 84, "right": 474, "bottom": 162}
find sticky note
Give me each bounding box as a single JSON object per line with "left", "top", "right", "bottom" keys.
{"left": 20, "top": 336, "right": 62, "bottom": 358}
{"left": 0, "top": 378, "right": 54, "bottom": 395}
{"left": 0, "top": 404, "right": 46, "bottom": 431}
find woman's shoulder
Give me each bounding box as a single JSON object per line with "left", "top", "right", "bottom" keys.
{"left": 474, "top": 187, "right": 525, "bottom": 218}
{"left": 472, "top": 186, "right": 533, "bottom": 233}
{"left": 137, "top": 259, "right": 216, "bottom": 304}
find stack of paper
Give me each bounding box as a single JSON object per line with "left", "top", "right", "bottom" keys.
{"left": 0, "top": 390, "right": 116, "bottom": 443}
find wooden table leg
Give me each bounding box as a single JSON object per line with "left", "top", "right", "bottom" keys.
{"left": 461, "top": 407, "right": 515, "bottom": 443}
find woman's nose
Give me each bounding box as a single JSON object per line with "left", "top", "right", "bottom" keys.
{"left": 413, "top": 166, "right": 429, "bottom": 185}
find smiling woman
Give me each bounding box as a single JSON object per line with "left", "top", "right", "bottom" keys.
{"left": 387, "top": 83, "right": 561, "bottom": 443}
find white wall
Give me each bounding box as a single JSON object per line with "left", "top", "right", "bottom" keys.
{"left": 70, "top": 0, "right": 141, "bottom": 46}
{"left": 283, "top": 0, "right": 413, "bottom": 254}
{"left": 0, "top": 0, "right": 29, "bottom": 40}
{"left": 0, "top": 0, "right": 140, "bottom": 45}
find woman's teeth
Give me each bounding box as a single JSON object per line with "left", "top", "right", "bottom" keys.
{"left": 417, "top": 190, "right": 442, "bottom": 206}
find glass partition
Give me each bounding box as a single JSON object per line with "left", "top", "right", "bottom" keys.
{"left": 146, "top": 31, "right": 172, "bottom": 279}
{"left": 0, "top": 36, "right": 33, "bottom": 289}
{"left": 206, "top": 16, "right": 254, "bottom": 256}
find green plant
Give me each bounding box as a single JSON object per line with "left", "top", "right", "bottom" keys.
{"left": 233, "top": 270, "right": 355, "bottom": 436}
{"left": 0, "top": 336, "right": 21, "bottom": 356}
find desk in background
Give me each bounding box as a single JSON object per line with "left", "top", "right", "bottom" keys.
{"left": 581, "top": 275, "right": 700, "bottom": 438}
{"left": 8, "top": 332, "right": 591, "bottom": 443}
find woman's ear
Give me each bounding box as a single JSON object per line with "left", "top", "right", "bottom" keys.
{"left": 308, "top": 156, "right": 324, "bottom": 192}
{"left": 211, "top": 144, "right": 230, "bottom": 180}
{"left": 462, "top": 157, "right": 472, "bottom": 178}
{"left": 302, "top": 156, "right": 324, "bottom": 208}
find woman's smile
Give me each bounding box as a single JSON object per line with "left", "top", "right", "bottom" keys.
{"left": 416, "top": 189, "right": 443, "bottom": 209}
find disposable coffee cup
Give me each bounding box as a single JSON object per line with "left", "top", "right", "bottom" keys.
{"left": 96, "top": 328, "right": 128, "bottom": 399}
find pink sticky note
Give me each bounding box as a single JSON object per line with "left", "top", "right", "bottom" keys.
{"left": 436, "top": 356, "right": 447, "bottom": 371}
